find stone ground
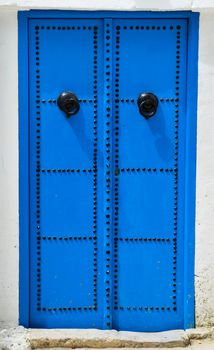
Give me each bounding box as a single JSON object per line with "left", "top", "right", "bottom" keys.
{"left": 34, "top": 343, "right": 214, "bottom": 350}
{"left": 34, "top": 342, "right": 214, "bottom": 350}
{"left": 0, "top": 327, "right": 213, "bottom": 350}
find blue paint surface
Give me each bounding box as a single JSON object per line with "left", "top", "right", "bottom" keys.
{"left": 19, "top": 11, "right": 199, "bottom": 331}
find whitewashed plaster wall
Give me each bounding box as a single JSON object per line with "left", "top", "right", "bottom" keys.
{"left": 0, "top": 1, "right": 214, "bottom": 329}
{"left": 0, "top": 9, "right": 18, "bottom": 328}
{"left": 195, "top": 13, "right": 214, "bottom": 327}
{"left": 1, "top": 0, "right": 214, "bottom": 11}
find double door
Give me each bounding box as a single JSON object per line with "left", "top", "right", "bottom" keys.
{"left": 23, "top": 13, "right": 197, "bottom": 331}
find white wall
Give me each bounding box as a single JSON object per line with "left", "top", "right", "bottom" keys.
{"left": 195, "top": 14, "right": 214, "bottom": 327}
{"left": 0, "top": 6, "right": 213, "bottom": 329}
{"left": 1, "top": 0, "right": 214, "bottom": 11}
{"left": 0, "top": 10, "right": 18, "bottom": 328}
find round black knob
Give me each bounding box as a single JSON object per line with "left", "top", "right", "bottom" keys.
{"left": 57, "top": 91, "right": 80, "bottom": 116}
{"left": 137, "top": 93, "right": 158, "bottom": 119}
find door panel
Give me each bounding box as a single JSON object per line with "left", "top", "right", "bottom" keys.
{"left": 40, "top": 173, "right": 93, "bottom": 235}
{"left": 116, "top": 240, "right": 173, "bottom": 306}
{"left": 118, "top": 103, "right": 175, "bottom": 168}
{"left": 41, "top": 238, "right": 95, "bottom": 308}
{"left": 29, "top": 18, "right": 105, "bottom": 328}
{"left": 40, "top": 103, "right": 94, "bottom": 169}
{"left": 27, "top": 15, "right": 190, "bottom": 331}
{"left": 118, "top": 172, "right": 174, "bottom": 236}
{"left": 38, "top": 21, "right": 96, "bottom": 97}
{"left": 118, "top": 22, "right": 178, "bottom": 97}
{"left": 112, "top": 19, "right": 187, "bottom": 331}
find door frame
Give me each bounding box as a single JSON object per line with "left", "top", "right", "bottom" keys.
{"left": 18, "top": 10, "right": 199, "bottom": 328}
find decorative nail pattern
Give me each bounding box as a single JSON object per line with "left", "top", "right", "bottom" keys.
{"left": 34, "top": 25, "right": 99, "bottom": 312}
{"left": 104, "top": 19, "right": 113, "bottom": 329}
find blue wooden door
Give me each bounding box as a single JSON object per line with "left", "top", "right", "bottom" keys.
{"left": 111, "top": 19, "right": 187, "bottom": 331}
{"left": 29, "top": 18, "right": 106, "bottom": 329}
{"left": 25, "top": 14, "right": 196, "bottom": 331}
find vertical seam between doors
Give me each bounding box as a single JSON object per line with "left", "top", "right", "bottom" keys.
{"left": 104, "top": 18, "right": 113, "bottom": 329}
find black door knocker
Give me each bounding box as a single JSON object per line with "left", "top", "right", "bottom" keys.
{"left": 57, "top": 91, "right": 80, "bottom": 116}
{"left": 137, "top": 93, "right": 158, "bottom": 119}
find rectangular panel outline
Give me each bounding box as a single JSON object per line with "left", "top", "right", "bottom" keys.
{"left": 19, "top": 11, "right": 199, "bottom": 329}
{"left": 112, "top": 20, "right": 184, "bottom": 316}
{"left": 30, "top": 23, "right": 98, "bottom": 315}
{"left": 114, "top": 237, "right": 174, "bottom": 311}
{"left": 39, "top": 236, "right": 96, "bottom": 311}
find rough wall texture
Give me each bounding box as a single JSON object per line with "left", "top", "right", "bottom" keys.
{"left": 0, "top": 10, "right": 18, "bottom": 328}
{"left": 0, "top": 6, "right": 213, "bottom": 329}
{"left": 0, "top": 0, "right": 214, "bottom": 11}
{"left": 195, "top": 13, "right": 214, "bottom": 327}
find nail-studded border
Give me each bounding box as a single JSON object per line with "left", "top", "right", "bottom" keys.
{"left": 113, "top": 24, "right": 121, "bottom": 313}
{"left": 35, "top": 25, "right": 98, "bottom": 312}
{"left": 171, "top": 24, "right": 182, "bottom": 312}
{"left": 34, "top": 25, "right": 42, "bottom": 312}
{"left": 113, "top": 23, "right": 181, "bottom": 312}
{"left": 104, "top": 19, "right": 113, "bottom": 329}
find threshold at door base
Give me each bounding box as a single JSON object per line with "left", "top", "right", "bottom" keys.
{"left": 29, "top": 328, "right": 191, "bottom": 348}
